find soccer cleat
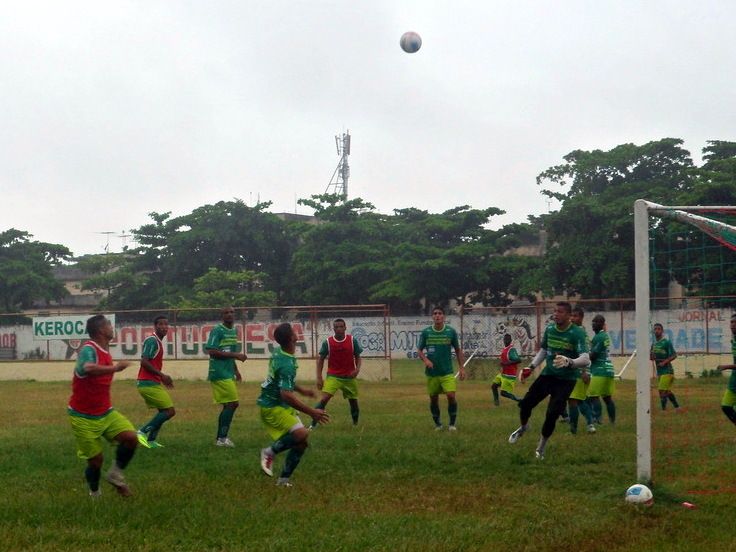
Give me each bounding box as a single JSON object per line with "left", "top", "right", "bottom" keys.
{"left": 148, "top": 441, "right": 164, "bottom": 449}
{"left": 434, "top": 425, "right": 444, "bottom": 431}
{"left": 89, "top": 489, "right": 102, "bottom": 498}
{"left": 105, "top": 466, "right": 132, "bottom": 497}
{"left": 136, "top": 431, "right": 152, "bottom": 449}
{"left": 508, "top": 425, "right": 528, "bottom": 444}
{"left": 215, "top": 437, "right": 235, "bottom": 448}
{"left": 587, "top": 424, "right": 597, "bottom": 434}
{"left": 493, "top": 399, "right": 500, "bottom": 407}
{"left": 535, "top": 449, "right": 545, "bottom": 460}
{"left": 448, "top": 425, "right": 458, "bottom": 432}
{"left": 276, "top": 477, "right": 293, "bottom": 487}
{"left": 260, "top": 448, "right": 274, "bottom": 477}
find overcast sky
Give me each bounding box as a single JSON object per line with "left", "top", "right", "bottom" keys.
{"left": 1, "top": 1, "right": 734, "bottom": 256}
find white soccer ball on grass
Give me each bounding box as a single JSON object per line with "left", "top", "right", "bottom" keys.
{"left": 625, "top": 484, "right": 653, "bottom": 505}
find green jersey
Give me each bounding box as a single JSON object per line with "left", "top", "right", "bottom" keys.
{"left": 651, "top": 337, "right": 675, "bottom": 376}
{"left": 729, "top": 338, "right": 736, "bottom": 393}
{"left": 206, "top": 324, "right": 241, "bottom": 381}
{"left": 417, "top": 324, "right": 459, "bottom": 377}
{"left": 257, "top": 347, "right": 298, "bottom": 408}
{"left": 539, "top": 322, "right": 589, "bottom": 381}
{"left": 590, "top": 330, "right": 614, "bottom": 377}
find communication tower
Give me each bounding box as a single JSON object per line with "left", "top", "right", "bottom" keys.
{"left": 325, "top": 131, "right": 351, "bottom": 198}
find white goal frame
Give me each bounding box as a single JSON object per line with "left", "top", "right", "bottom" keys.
{"left": 634, "top": 199, "right": 736, "bottom": 482}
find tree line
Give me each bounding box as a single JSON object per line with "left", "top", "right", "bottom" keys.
{"left": 3, "top": 138, "right": 736, "bottom": 315}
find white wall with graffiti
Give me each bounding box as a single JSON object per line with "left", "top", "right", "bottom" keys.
{"left": 0, "top": 307, "right": 733, "bottom": 361}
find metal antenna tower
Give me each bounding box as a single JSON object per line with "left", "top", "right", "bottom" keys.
{"left": 325, "top": 130, "right": 351, "bottom": 198}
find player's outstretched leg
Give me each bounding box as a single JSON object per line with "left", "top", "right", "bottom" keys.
{"left": 500, "top": 390, "right": 519, "bottom": 402}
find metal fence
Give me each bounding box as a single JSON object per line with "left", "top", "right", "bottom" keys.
{"left": 1, "top": 297, "right": 733, "bottom": 364}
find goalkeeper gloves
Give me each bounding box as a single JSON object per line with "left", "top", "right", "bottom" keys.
{"left": 553, "top": 354, "right": 572, "bottom": 369}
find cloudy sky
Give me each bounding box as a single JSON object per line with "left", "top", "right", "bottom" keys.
{"left": 1, "top": 1, "right": 734, "bottom": 256}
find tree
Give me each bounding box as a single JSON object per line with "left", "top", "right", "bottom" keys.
{"left": 86, "top": 200, "right": 295, "bottom": 309}
{"left": 0, "top": 229, "right": 71, "bottom": 313}
{"left": 534, "top": 138, "right": 694, "bottom": 298}
{"left": 177, "top": 268, "right": 277, "bottom": 308}
{"left": 287, "top": 195, "right": 396, "bottom": 305}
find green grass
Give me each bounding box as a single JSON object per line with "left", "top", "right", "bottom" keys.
{"left": 1, "top": 360, "right": 734, "bottom": 551}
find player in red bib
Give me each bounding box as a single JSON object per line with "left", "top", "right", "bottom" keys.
{"left": 67, "top": 314, "right": 138, "bottom": 497}
{"left": 310, "top": 319, "right": 363, "bottom": 428}
{"left": 136, "top": 315, "right": 175, "bottom": 448}
{"left": 491, "top": 334, "right": 522, "bottom": 405}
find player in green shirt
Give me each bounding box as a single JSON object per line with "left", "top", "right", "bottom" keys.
{"left": 508, "top": 302, "right": 590, "bottom": 459}
{"left": 566, "top": 306, "right": 595, "bottom": 434}
{"left": 258, "top": 323, "right": 329, "bottom": 486}
{"left": 205, "top": 306, "right": 247, "bottom": 447}
{"left": 417, "top": 307, "right": 466, "bottom": 431}
{"left": 717, "top": 314, "right": 736, "bottom": 426}
{"left": 650, "top": 323, "right": 681, "bottom": 411}
{"left": 586, "top": 314, "right": 616, "bottom": 424}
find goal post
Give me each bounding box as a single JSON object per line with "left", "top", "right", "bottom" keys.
{"left": 634, "top": 199, "right": 736, "bottom": 483}
{"left": 634, "top": 199, "right": 653, "bottom": 482}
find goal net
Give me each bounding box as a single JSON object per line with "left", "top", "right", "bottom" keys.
{"left": 635, "top": 200, "right": 736, "bottom": 494}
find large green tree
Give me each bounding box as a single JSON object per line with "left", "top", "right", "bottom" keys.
{"left": 535, "top": 138, "right": 694, "bottom": 298}
{"left": 0, "top": 229, "right": 71, "bottom": 313}
{"left": 86, "top": 200, "right": 295, "bottom": 309}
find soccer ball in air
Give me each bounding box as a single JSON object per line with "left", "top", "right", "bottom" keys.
{"left": 625, "top": 484, "right": 653, "bottom": 505}
{"left": 400, "top": 31, "right": 422, "bottom": 53}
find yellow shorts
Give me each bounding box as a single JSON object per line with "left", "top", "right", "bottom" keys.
{"left": 210, "top": 379, "right": 238, "bottom": 404}
{"left": 427, "top": 374, "right": 457, "bottom": 396}
{"left": 569, "top": 378, "right": 589, "bottom": 401}
{"left": 588, "top": 376, "right": 615, "bottom": 398}
{"left": 492, "top": 374, "right": 516, "bottom": 394}
{"left": 260, "top": 405, "right": 303, "bottom": 441}
{"left": 322, "top": 376, "right": 359, "bottom": 399}
{"left": 138, "top": 384, "right": 174, "bottom": 409}
{"left": 721, "top": 389, "right": 736, "bottom": 408}
{"left": 69, "top": 409, "right": 135, "bottom": 460}
{"left": 658, "top": 374, "right": 675, "bottom": 392}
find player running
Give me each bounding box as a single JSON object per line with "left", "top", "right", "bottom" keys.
{"left": 258, "top": 323, "right": 329, "bottom": 486}
{"left": 491, "top": 334, "right": 521, "bottom": 405}
{"left": 67, "top": 314, "right": 138, "bottom": 497}
{"left": 310, "top": 318, "right": 363, "bottom": 428}
{"left": 136, "top": 315, "right": 175, "bottom": 448}
{"left": 417, "top": 307, "right": 466, "bottom": 431}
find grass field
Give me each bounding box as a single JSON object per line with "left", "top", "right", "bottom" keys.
{"left": 1, "top": 359, "right": 734, "bottom": 551}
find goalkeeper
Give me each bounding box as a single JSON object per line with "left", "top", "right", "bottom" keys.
{"left": 508, "top": 301, "right": 590, "bottom": 459}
